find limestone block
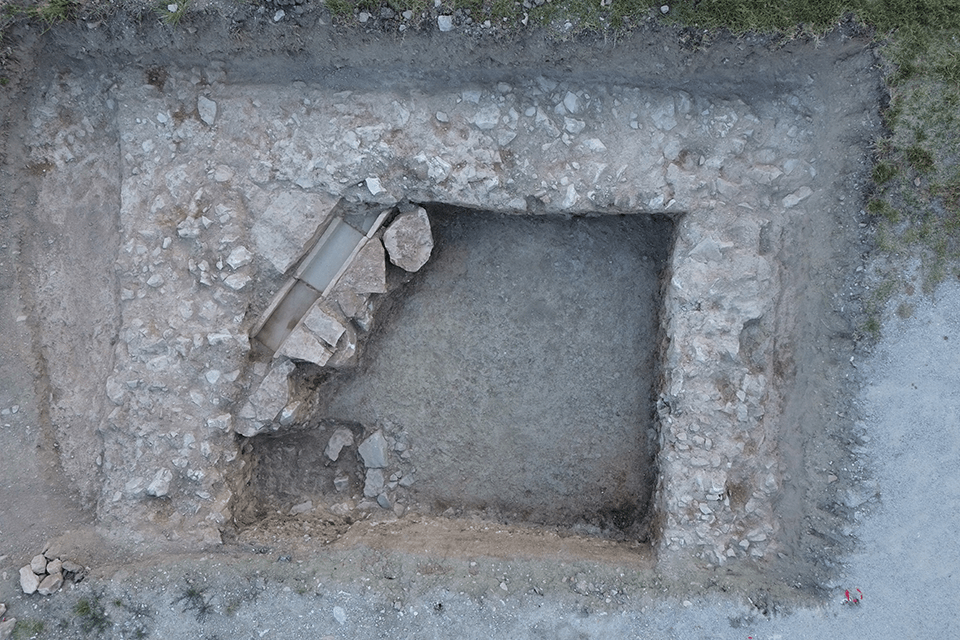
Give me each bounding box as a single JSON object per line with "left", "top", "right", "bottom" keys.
{"left": 279, "top": 324, "right": 333, "bottom": 366}
{"left": 358, "top": 430, "right": 389, "bottom": 468}
{"left": 247, "top": 358, "right": 296, "bottom": 422}
{"left": 250, "top": 189, "right": 339, "bottom": 274}
{"left": 301, "top": 304, "right": 347, "bottom": 348}
{"left": 383, "top": 207, "right": 434, "bottom": 272}
{"left": 338, "top": 239, "right": 387, "bottom": 294}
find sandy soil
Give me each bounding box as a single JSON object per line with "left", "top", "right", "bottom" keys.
{"left": 2, "top": 7, "right": 949, "bottom": 639}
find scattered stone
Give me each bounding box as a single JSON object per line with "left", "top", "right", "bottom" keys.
{"left": 289, "top": 500, "right": 313, "bottom": 515}
{"left": 472, "top": 105, "right": 501, "bottom": 130}
{"left": 325, "top": 428, "right": 355, "bottom": 461}
{"left": 222, "top": 272, "right": 251, "bottom": 290}
{"left": 333, "top": 605, "right": 347, "bottom": 624}
{"left": 19, "top": 566, "right": 39, "bottom": 594}
{"left": 30, "top": 554, "right": 47, "bottom": 575}
{"left": 37, "top": 572, "right": 63, "bottom": 596}
{"left": 273, "top": 9, "right": 284, "bottom": 21}
{"left": 0, "top": 617, "right": 14, "bottom": 640}
{"left": 435, "top": 111, "right": 449, "bottom": 123}
{"left": 383, "top": 207, "right": 434, "bottom": 272}
{"left": 437, "top": 15, "right": 453, "bottom": 31}
{"left": 197, "top": 96, "right": 217, "bottom": 126}
{"left": 562, "top": 91, "right": 581, "bottom": 114}
{"left": 402, "top": 9, "right": 413, "bottom": 19}
{"left": 782, "top": 186, "right": 813, "bottom": 208}
{"left": 398, "top": 474, "right": 415, "bottom": 487}
{"left": 364, "top": 468, "right": 384, "bottom": 497}
{"left": 226, "top": 245, "right": 253, "bottom": 269}
{"left": 358, "top": 430, "right": 389, "bottom": 468}
{"left": 377, "top": 493, "right": 392, "bottom": 510}
{"left": 61, "top": 560, "right": 84, "bottom": 574}
{"left": 46, "top": 559, "right": 62, "bottom": 575}
{"left": 660, "top": 4, "right": 670, "bottom": 13}
{"left": 333, "top": 474, "right": 350, "bottom": 492}
{"left": 146, "top": 467, "right": 173, "bottom": 497}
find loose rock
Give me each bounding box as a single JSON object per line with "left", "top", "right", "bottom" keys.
{"left": 358, "top": 430, "right": 389, "bottom": 468}
{"left": 437, "top": 15, "right": 453, "bottom": 31}
{"left": 325, "top": 428, "right": 355, "bottom": 462}
{"left": 30, "top": 554, "right": 47, "bottom": 574}
{"left": 197, "top": 95, "right": 217, "bottom": 126}
{"left": 146, "top": 467, "right": 174, "bottom": 497}
{"left": 19, "top": 565, "right": 39, "bottom": 595}
{"left": 383, "top": 207, "right": 434, "bottom": 272}
{"left": 37, "top": 572, "right": 63, "bottom": 596}
{"left": 364, "top": 468, "right": 384, "bottom": 497}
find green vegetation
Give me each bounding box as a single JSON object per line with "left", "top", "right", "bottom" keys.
{"left": 12, "top": 619, "right": 45, "bottom": 640}
{"left": 74, "top": 596, "right": 111, "bottom": 634}
{"left": 156, "top": 0, "right": 188, "bottom": 25}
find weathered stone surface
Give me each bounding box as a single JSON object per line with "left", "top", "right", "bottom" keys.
{"left": 37, "top": 572, "right": 63, "bottom": 596}
{"left": 19, "top": 566, "right": 39, "bottom": 594}
{"left": 250, "top": 189, "right": 339, "bottom": 274}
{"left": 278, "top": 323, "right": 333, "bottom": 366}
{"left": 301, "top": 304, "right": 347, "bottom": 347}
{"left": 245, "top": 358, "right": 295, "bottom": 423}
{"left": 145, "top": 468, "right": 173, "bottom": 497}
{"left": 338, "top": 239, "right": 387, "bottom": 294}
{"left": 197, "top": 95, "right": 217, "bottom": 126}
{"left": 30, "top": 554, "right": 47, "bottom": 575}
{"left": 437, "top": 14, "right": 453, "bottom": 31}
{"left": 363, "top": 468, "right": 384, "bottom": 497}
{"left": 358, "top": 430, "right": 389, "bottom": 468}
{"left": 46, "top": 559, "right": 62, "bottom": 575}
{"left": 383, "top": 208, "right": 434, "bottom": 272}
{"left": 0, "top": 617, "right": 15, "bottom": 640}
{"left": 325, "top": 428, "right": 355, "bottom": 462}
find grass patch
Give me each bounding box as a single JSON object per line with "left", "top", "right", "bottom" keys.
{"left": 74, "top": 596, "right": 111, "bottom": 634}
{"left": 156, "top": 0, "right": 189, "bottom": 25}
{"left": 12, "top": 619, "right": 44, "bottom": 640}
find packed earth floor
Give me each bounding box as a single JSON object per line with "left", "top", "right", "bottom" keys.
{"left": 0, "top": 9, "right": 958, "bottom": 639}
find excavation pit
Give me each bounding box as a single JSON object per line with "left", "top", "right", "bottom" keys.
{"left": 5, "top": 29, "right": 883, "bottom": 596}
{"left": 247, "top": 209, "right": 676, "bottom": 539}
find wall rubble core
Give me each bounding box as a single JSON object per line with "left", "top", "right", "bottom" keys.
{"left": 18, "top": 40, "right": 879, "bottom": 581}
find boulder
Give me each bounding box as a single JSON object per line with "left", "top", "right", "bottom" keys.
{"left": 383, "top": 207, "right": 434, "bottom": 272}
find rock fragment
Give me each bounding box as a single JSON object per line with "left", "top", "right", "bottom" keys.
{"left": 30, "top": 554, "right": 47, "bottom": 575}
{"left": 37, "top": 572, "right": 63, "bottom": 596}
{"left": 325, "top": 428, "right": 355, "bottom": 462}
{"left": 197, "top": 96, "right": 217, "bottom": 126}
{"left": 358, "top": 430, "right": 389, "bottom": 468}
{"left": 437, "top": 15, "right": 453, "bottom": 31}
{"left": 383, "top": 207, "right": 434, "bottom": 272}
{"left": 364, "top": 468, "right": 385, "bottom": 497}
{"left": 19, "top": 566, "right": 39, "bottom": 594}
{"left": 338, "top": 239, "right": 387, "bottom": 294}
{"left": 146, "top": 468, "right": 173, "bottom": 497}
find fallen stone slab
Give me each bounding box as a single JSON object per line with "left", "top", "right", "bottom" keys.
{"left": 338, "top": 238, "right": 387, "bottom": 294}
{"left": 383, "top": 207, "right": 433, "bottom": 272}
{"left": 278, "top": 323, "right": 333, "bottom": 366}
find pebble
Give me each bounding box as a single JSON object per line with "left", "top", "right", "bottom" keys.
{"left": 333, "top": 606, "right": 347, "bottom": 624}
{"left": 324, "top": 428, "right": 355, "bottom": 462}
{"left": 437, "top": 15, "right": 454, "bottom": 31}
{"left": 197, "top": 96, "right": 217, "bottom": 126}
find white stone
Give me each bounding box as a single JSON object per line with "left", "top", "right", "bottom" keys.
{"left": 473, "top": 105, "right": 501, "bottom": 130}
{"left": 333, "top": 606, "right": 347, "bottom": 624}
{"left": 19, "top": 566, "right": 40, "bottom": 594}
{"left": 30, "top": 554, "right": 47, "bottom": 574}
{"left": 383, "top": 207, "right": 434, "bottom": 272}
{"left": 204, "top": 369, "right": 221, "bottom": 384}
{"left": 325, "top": 428, "right": 355, "bottom": 461}
{"left": 146, "top": 468, "right": 173, "bottom": 497}
{"left": 437, "top": 15, "right": 454, "bottom": 31}
{"left": 222, "top": 273, "right": 251, "bottom": 290}
{"left": 563, "top": 91, "right": 582, "bottom": 114}
{"left": 365, "top": 176, "right": 383, "bottom": 195}
{"left": 37, "top": 572, "right": 63, "bottom": 595}
{"left": 338, "top": 239, "right": 387, "bottom": 294}
{"left": 273, "top": 9, "right": 284, "bottom": 21}
{"left": 197, "top": 96, "right": 217, "bottom": 126}
{"left": 301, "top": 305, "right": 347, "bottom": 347}
{"left": 226, "top": 245, "right": 253, "bottom": 269}
{"left": 782, "top": 186, "right": 813, "bottom": 208}
{"left": 279, "top": 324, "right": 333, "bottom": 366}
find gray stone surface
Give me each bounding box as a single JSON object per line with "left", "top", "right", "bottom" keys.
{"left": 301, "top": 304, "right": 347, "bottom": 347}
{"left": 145, "top": 468, "right": 173, "bottom": 497}
{"left": 36, "top": 572, "right": 63, "bottom": 596}
{"left": 337, "top": 239, "right": 387, "bottom": 294}
{"left": 250, "top": 189, "right": 339, "bottom": 274}
{"left": 383, "top": 208, "right": 434, "bottom": 272}
{"left": 324, "top": 428, "right": 355, "bottom": 462}
{"left": 30, "top": 554, "right": 47, "bottom": 574}
{"left": 358, "top": 430, "right": 389, "bottom": 468}
{"left": 19, "top": 566, "right": 39, "bottom": 595}
{"left": 278, "top": 323, "right": 333, "bottom": 366}
{"left": 197, "top": 95, "right": 217, "bottom": 126}
{"left": 363, "top": 468, "right": 384, "bottom": 497}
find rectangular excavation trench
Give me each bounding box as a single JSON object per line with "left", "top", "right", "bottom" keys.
{"left": 245, "top": 207, "right": 677, "bottom": 541}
